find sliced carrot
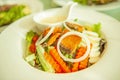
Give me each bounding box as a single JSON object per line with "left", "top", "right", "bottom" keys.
{"left": 71, "top": 47, "right": 86, "bottom": 72}
{"left": 71, "top": 62, "right": 79, "bottom": 72}
{"left": 78, "top": 44, "right": 92, "bottom": 70}
{"left": 49, "top": 47, "right": 71, "bottom": 73}
{"left": 77, "top": 47, "right": 86, "bottom": 58}
{"left": 47, "top": 33, "right": 61, "bottom": 46}
{"left": 53, "top": 27, "right": 62, "bottom": 34}
{"left": 44, "top": 52, "right": 62, "bottom": 73}
{"left": 61, "top": 28, "right": 69, "bottom": 35}
{"left": 79, "top": 56, "right": 89, "bottom": 70}
{"left": 43, "top": 27, "right": 50, "bottom": 37}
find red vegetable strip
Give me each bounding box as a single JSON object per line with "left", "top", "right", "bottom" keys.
{"left": 29, "top": 43, "right": 36, "bottom": 53}
{"left": 32, "top": 35, "right": 39, "bottom": 43}
{"left": 44, "top": 52, "right": 62, "bottom": 73}
{"left": 49, "top": 47, "right": 71, "bottom": 73}
{"left": 71, "top": 47, "right": 86, "bottom": 72}
{"left": 29, "top": 35, "right": 39, "bottom": 53}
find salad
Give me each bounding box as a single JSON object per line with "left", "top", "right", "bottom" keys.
{"left": 0, "top": 4, "right": 31, "bottom": 27}
{"left": 73, "top": 0, "right": 117, "bottom": 5}
{"left": 24, "top": 19, "right": 106, "bottom": 73}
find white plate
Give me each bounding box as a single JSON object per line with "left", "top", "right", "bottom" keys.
{"left": 0, "top": 0, "right": 43, "bottom": 32}
{"left": 53, "top": 0, "right": 120, "bottom": 11}
{"left": 0, "top": 7, "right": 120, "bottom": 80}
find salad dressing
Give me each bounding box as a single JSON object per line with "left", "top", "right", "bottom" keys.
{"left": 40, "top": 15, "right": 67, "bottom": 24}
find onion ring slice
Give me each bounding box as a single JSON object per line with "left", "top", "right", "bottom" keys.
{"left": 57, "top": 31, "right": 91, "bottom": 62}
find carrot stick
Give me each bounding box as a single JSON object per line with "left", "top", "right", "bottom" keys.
{"left": 62, "top": 29, "right": 69, "bottom": 35}
{"left": 71, "top": 62, "right": 79, "bottom": 72}
{"left": 47, "top": 33, "right": 60, "bottom": 46}
{"left": 43, "top": 28, "right": 50, "bottom": 37}
{"left": 49, "top": 47, "right": 71, "bottom": 73}
{"left": 78, "top": 44, "right": 92, "bottom": 70}
{"left": 44, "top": 52, "right": 62, "bottom": 73}
{"left": 53, "top": 27, "right": 62, "bottom": 35}
{"left": 79, "top": 56, "right": 89, "bottom": 70}
{"left": 71, "top": 47, "right": 86, "bottom": 72}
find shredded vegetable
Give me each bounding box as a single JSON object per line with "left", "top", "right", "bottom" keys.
{"left": 24, "top": 19, "right": 106, "bottom": 73}
{"left": 36, "top": 27, "right": 55, "bottom": 46}
{"left": 71, "top": 47, "right": 86, "bottom": 72}
{"left": 44, "top": 52, "right": 62, "bottom": 73}
{"left": 36, "top": 45, "right": 55, "bottom": 72}
{"left": 57, "top": 31, "right": 90, "bottom": 62}
{"left": 49, "top": 47, "right": 71, "bottom": 73}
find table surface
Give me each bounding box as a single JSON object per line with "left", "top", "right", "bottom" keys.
{"left": 40, "top": 0, "right": 120, "bottom": 21}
